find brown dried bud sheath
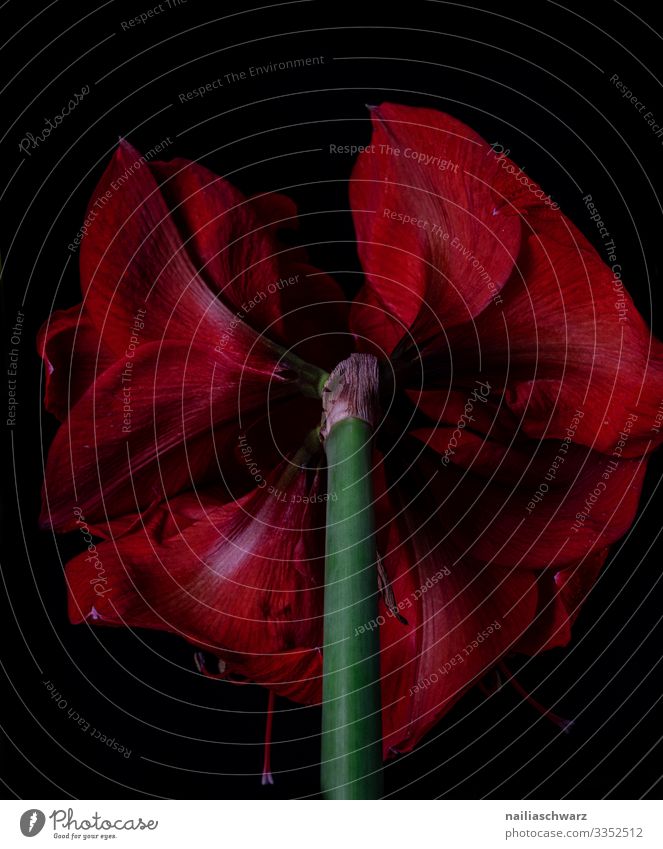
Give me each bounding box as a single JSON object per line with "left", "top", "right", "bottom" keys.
{"left": 320, "top": 353, "right": 380, "bottom": 440}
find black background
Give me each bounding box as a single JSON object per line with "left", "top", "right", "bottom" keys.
{"left": 1, "top": 0, "right": 663, "bottom": 799}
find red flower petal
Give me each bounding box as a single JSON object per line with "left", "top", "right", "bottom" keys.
{"left": 454, "top": 149, "right": 663, "bottom": 457}
{"left": 408, "top": 430, "right": 647, "bottom": 569}
{"left": 372, "top": 436, "right": 628, "bottom": 752}
{"left": 38, "top": 305, "right": 115, "bottom": 420}
{"left": 65, "top": 463, "right": 325, "bottom": 704}
{"left": 405, "top": 385, "right": 516, "bottom": 445}
{"left": 151, "top": 159, "right": 350, "bottom": 370}
{"left": 79, "top": 141, "right": 260, "bottom": 357}
{"left": 40, "top": 340, "right": 296, "bottom": 533}
{"left": 266, "top": 262, "right": 352, "bottom": 372}
{"left": 513, "top": 548, "right": 608, "bottom": 655}
{"left": 151, "top": 159, "right": 295, "bottom": 324}
{"left": 350, "top": 103, "right": 521, "bottom": 353}
{"left": 375, "top": 508, "right": 539, "bottom": 755}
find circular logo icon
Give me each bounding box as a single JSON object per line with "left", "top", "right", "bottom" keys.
{"left": 20, "top": 810, "right": 46, "bottom": 837}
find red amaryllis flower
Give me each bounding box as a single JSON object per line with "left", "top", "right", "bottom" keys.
{"left": 40, "top": 104, "right": 663, "bottom": 759}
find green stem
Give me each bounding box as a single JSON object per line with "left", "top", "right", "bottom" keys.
{"left": 267, "top": 339, "right": 329, "bottom": 399}
{"left": 320, "top": 357, "right": 383, "bottom": 799}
